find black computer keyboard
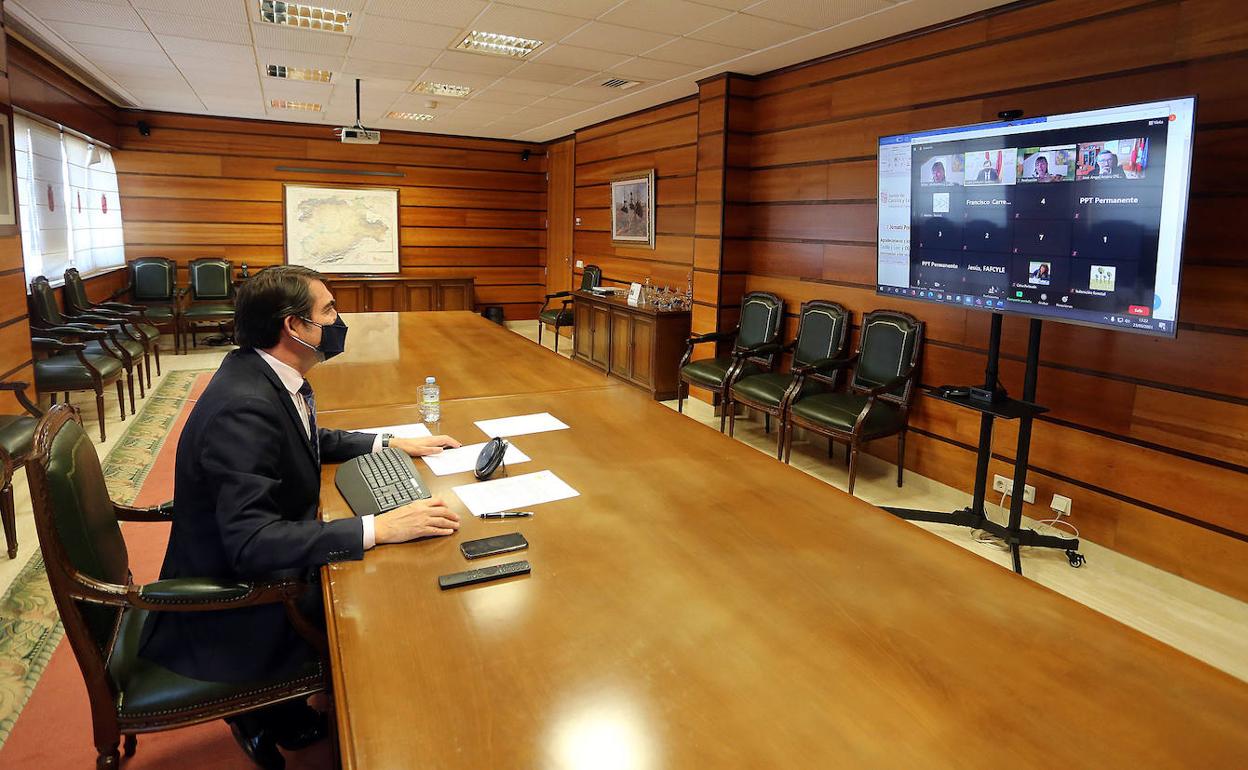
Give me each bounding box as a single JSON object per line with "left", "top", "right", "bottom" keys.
{"left": 334, "top": 447, "right": 431, "bottom": 517}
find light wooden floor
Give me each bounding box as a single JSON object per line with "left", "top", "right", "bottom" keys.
{"left": 4, "top": 326, "right": 1246, "bottom": 685}
{"left": 514, "top": 320, "right": 1248, "bottom": 682}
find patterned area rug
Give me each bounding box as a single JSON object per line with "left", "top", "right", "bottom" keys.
{"left": 0, "top": 369, "right": 210, "bottom": 749}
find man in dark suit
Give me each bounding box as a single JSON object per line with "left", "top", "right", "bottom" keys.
{"left": 139, "top": 265, "right": 461, "bottom": 769}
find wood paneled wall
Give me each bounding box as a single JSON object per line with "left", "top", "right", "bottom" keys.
{"left": 572, "top": 97, "right": 698, "bottom": 294}
{"left": 740, "top": 0, "right": 1248, "bottom": 598}
{"left": 113, "top": 112, "right": 549, "bottom": 318}
{"left": 0, "top": 4, "right": 34, "bottom": 413}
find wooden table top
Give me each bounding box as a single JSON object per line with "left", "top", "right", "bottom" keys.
{"left": 318, "top": 386, "right": 1248, "bottom": 768}
{"left": 307, "top": 311, "right": 618, "bottom": 412}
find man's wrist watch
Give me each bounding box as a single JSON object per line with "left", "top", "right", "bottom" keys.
{"left": 380, "top": 433, "right": 395, "bottom": 448}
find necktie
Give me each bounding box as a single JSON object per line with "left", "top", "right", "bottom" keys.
{"left": 298, "top": 379, "right": 319, "bottom": 466}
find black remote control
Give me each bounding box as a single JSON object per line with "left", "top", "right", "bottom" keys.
{"left": 438, "top": 560, "right": 531, "bottom": 590}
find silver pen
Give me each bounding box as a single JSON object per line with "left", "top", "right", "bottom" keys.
{"left": 480, "top": 511, "right": 534, "bottom": 519}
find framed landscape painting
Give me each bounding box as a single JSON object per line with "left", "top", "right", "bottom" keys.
{"left": 610, "top": 169, "right": 655, "bottom": 248}
{"left": 284, "top": 184, "right": 400, "bottom": 274}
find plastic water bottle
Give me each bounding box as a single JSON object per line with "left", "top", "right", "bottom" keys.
{"left": 422, "top": 376, "right": 440, "bottom": 423}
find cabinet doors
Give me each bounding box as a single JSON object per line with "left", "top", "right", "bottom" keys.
{"left": 438, "top": 281, "right": 472, "bottom": 310}
{"left": 629, "top": 314, "right": 655, "bottom": 385}
{"left": 330, "top": 282, "right": 363, "bottom": 313}
{"left": 406, "top": 283, "right": 435, "bottom": 311}
{"left": 590, "top": 304, "right": 610, "bottom": 368}
{"left": 364, "top": 282, "right": 403, "bottom": 312}
{"left": 574, "top": 301, "right": 593, "bottom": 361}
{"left": 610, "top": 309, "right": 631, "bottom": 378}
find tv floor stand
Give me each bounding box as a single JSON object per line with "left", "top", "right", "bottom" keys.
{"left": 884, "top": 313, "right": 1084, "bottom": 575}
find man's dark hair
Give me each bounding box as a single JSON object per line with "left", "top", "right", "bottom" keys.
{"left": 234, "top": 265, "right": 324, "bottom": 349}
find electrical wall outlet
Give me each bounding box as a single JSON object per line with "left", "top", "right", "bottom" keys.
{"left": 1051, "top": 494, "right": 1072, "bottom": 515}
{"left": 575, "top": 259, "right": 584, "bottom": 268}
{"left": 992, "top": 474, "right": 1036, "bottom": 503}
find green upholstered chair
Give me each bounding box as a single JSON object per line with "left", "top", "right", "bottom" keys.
{"left": 29, "top": 275, "right": 145, "bottom": 414}
{"left": 677, "top": 291, "right": 784, "bottom": 432}
{"left": 64, "top": 267, "right": 161, "bottom": 389}
{"left": 0, "top": 381, "right": 42, "bottom": 559}
{"left": 784, "top": 309, "right": 924, "bottom": 495}
{"left": 116, "top": 257, "right": 184, "bottom": 354}
{"left": 182, "top": 258, "right": 236, "bottom": 351}
{"left": 26, "top": 404, "right": 329, "bottom": 770}
{"left": 32, "top": 332, "right": 127, "bottom": 442}
{"left": 727, "top": 300, "right": 851, "bottom": 459}
{"left": 538, "top": 264, "right": 601, "bottom": 354}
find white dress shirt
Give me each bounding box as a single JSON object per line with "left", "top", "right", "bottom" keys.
{"left": 257, "top": 349, "right": 380, "bottom": 550}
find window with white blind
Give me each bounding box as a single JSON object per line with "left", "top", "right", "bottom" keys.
{"left": 13, "top": 113, "right": 126, "bottom": 285}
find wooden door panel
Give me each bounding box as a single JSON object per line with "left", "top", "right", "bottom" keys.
{"left": 610, "top": 309, "right": 631, "bottom": 377}
{"left": 630, "top": 315, "right": 655, "bottom": 386}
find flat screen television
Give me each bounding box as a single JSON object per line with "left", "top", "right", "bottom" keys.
{"left": 876, "top": 96, "right": 1196, "bottom": 337}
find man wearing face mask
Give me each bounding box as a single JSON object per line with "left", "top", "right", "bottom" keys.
{"left": 139, "top": 265, "right": 461, "bottom": 769}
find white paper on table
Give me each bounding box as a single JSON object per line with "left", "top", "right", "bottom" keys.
{"left": 452, "top": 470, "right": 579, "bottom": 517}
{"left": 351, "top": 422, "right": 433, "bottom": 439}
{"left": 473, "top": 412, "right": 569, "bottom": 438}
{"left": 420, "top": 441, "right": 531, "bottom": 476}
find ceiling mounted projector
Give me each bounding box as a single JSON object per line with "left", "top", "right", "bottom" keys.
{"left": 336, "top": 78, "right": 380, "bottom": 144}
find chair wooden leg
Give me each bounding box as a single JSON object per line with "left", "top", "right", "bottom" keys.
{"left": 64, "top": 391, "right": 71, "bottom": 403}
{"left": 783, "top": 423, "right": 794, "bottom": 464}
{"left": 847, "top": 443, "right": 860, "bottom": 496}
{"left": 94, "top": 728, "right": 120, "bottom": 769}
{"left": 123, "top": 734, "right": 137, "bottom": 757}
{"left": 727, "top": 397, "right": 737, "bottom": 437}
{"left": 143, "top": 352, "right": 152, "bottom": 389}
{"left": 764, "top": 413, "right": 770, "bottom": 434}
{"left": 775, "top": 418, "right": 786, "bottom": 460}
{"left": 897, "top": 430, "right": 907, "bottom": 488}
{"left": 116, "top": 380, "right": 127, "bottom": 423}
{"left": 126, "top": 370, "right": 136, "bottom": 414}
{"left": 718, "top": 394, "right": 728, "bottom": 433}
{"left": 96, "top": 388, "right": 107, "bottom": 441}
{"left": 152, "top": 341, "right": 161, "bottom": 375}
{"left": 677, "top": 380, "right": 685, "bottom": 413}
{"left": 2, "top": 482, "right": 17, "bottom": 559}
{"left": 137, "top": 363, "right": 145, "bottom": 399}
{"left": 554, "top": 327, "right": 560, "bottom": 355}
{"left": 50, "top": 392, "right": 57, "bottom": 405}
{"left": 537, "top": 321, "right": 543, "bottom": 348}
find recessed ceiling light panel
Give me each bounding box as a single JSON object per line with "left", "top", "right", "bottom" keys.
{"left": 386, "top": 112, "right": 435, "bottom": 121}
{"left": 456, "top": 30, "right": 543, "bottom": 59}
{"left": 412, "top": 81, "right": 472, "bottom": 98}
{"left": 259, "top": 1, "right": 352, "bottom": 33}
{"left": 271, "top": 99, "right": 322, "bottom": 111}
{"left": 267, "top": 64, "right": 334, "bottom": 83}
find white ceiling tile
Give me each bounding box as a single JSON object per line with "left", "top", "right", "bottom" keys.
{"left": 606, "top": 56, "right": 699, "bottom": 81}
{"left": 189, "top": 82, "right": 262, "bottom": 98}
{"left": 550, "top": 83, "right": 621, "bottom": 102}
{"left": 72, "top": 42, "right": 172, "bottom": 67}
{"left": 341, "top": 58, "right": 426, "bottom": 81}
{"left": 161, "top": 36, "right": 257, "bottom": 63}
{"left": 15, "top": 0, "right": 148, "bottom": 31}
{"left": 352, "top": 15, "right": 462, "bottom": 48}
{"left": 494, "top": 0, "right": 619, "bottom": 19}
{"left": 387, "top": 93, "right": 462, "bottom": 113}
{"left": 599, "top": 0, "right": 732, "bottom": 35}
{"left": 469, "top": 4, "right": 588, "bottom": 42}
{"left": 531, "top": 95, "right": 598, "bottom": 111}
{"left": 489, "top": 77, "right": 567, "bottom": 96}
{"left": 743, "top": 0, "right": 893, "bottom": 29}
{"left": 430, "top": 50, "right": 523, "bottom": 77}
{"left": 257, "top": 49, "right": 348, "bottom": 72}
{"left": 333, "top": 75, "right": 413, "bottom": 93}
{"left": 528, "top": 43, "right": 629, "bottom": 71}
{"left": 508, "top": 61, "right": 597, "bottom": 85}
{"left": 131, "top": 0, "right": 248, "bottom": 23}
{"left": 263, "top": 81, "right": 335, "bottom": 103}
{"left": 177, "top": 57, "right": 259, "bottom": 78}
{"left": 46, "top": 20, "right": 160, "bottom": 50}
{"left": 684, "top": 0, "right": 756, "bottom": 9}
{"left": 344, "top": 40, "right": 440, "bottom": 66}
{"left": 560, "top": 22, "right": 675, "bottom": 56}
{"left": 136, "top": 10, "right": 251, "bottom": 43}
{"left": 688, "top": 13, "right": 809, "bottom": 48}
{"left": 252, "top": 25, "right": 354, "bottom": 57}
{"left": 645, "top": 36, "right": 749, "bottom": 66}
{"left": 462, "top": 89, "right": 540, "bottom": 107}
{"left": 364, "top": 0, "right": 488, "bottom": 26}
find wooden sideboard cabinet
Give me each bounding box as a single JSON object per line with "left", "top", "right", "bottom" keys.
{"left": 322, "top": 277, "right": 474, "bottom": 313}
{"left": 571, "top": 290, "right": 691, "bottom": 400}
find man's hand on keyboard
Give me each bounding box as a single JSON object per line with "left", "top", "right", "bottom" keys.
{"left": 392, "top": 435, "right": 462, "bottom": 457}
{"left": 375, "top": 497, "right": 461, "bottom": 544}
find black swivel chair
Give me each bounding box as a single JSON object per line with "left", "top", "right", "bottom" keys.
{"left": 538, "top": 264, "right": 601, "bottom": 354}
{"left": 728, "top": 300, "right": 851, "bottom": 459}
{"left": 784, "top": 309, "right": 924, "bottom": 495}
{"left": 677, "top": 292, "right": 784, "bottom": 432}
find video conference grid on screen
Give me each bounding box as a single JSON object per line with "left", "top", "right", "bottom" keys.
{"left": 877, "top": 98, "right": 1195, "bottom": 337}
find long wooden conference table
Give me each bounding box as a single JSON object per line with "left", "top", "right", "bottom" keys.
{"left": 315, "top": 312, "right": 1248, "bottom": 768}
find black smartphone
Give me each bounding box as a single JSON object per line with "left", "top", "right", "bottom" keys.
{"left": 460, "top": 532, "right": 528, "bottom": 560}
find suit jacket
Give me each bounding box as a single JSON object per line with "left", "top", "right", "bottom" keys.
{"left": 139, "top": 348, "right": 375, "bottom": 683}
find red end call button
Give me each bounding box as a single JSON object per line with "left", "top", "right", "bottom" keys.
{"left": 1128, "top": 305, "right": 1150, "bottom": 316}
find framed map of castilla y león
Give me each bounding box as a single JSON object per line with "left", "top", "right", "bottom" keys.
{"left": 283, "top": 184, "right": 400, "bottom": 274}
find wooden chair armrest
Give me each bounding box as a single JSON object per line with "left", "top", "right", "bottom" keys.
{"left": 115, "top": 500, "right": 174, "bottom": 522}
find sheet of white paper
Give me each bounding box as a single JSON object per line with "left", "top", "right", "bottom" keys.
{"left": 420, "top": 441, "right": 531, "bottom": 476}
{"left": 474, "top": 412, "right": 569, "bottom": 438}
{"left": 352, "top": 422, "right": 433, "bottom": 439}
{"left": 452, "top": 470, "right": 579, "bottom": 517}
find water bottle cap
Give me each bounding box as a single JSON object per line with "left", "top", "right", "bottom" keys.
{"left": 425, "top": 376, "right": 436, "bottom": 384}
